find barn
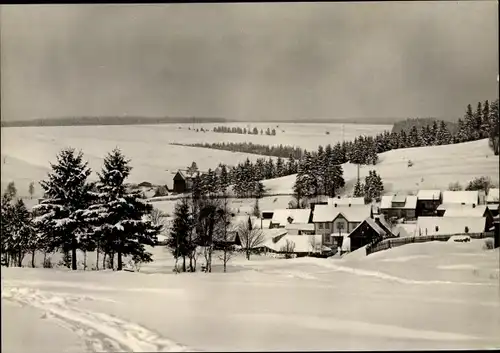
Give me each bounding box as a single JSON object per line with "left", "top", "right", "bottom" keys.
{"left": 172, "top": 170, "right": 193, "bottom": 194}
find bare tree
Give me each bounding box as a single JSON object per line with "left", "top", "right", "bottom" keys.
{"left": 150, "top": 208, "right": 167, "bottom": 236}
{"left": 309, "top": 235, "right": 321, "bottom": 255}
{"left": 238, "top": 216, "right": 265, "bottom": 260}
{"left": 280, "top": 239, "right": 296, "bottom": 259}
{"left": 217, "top": 194, "right": 234, "bottom": 273}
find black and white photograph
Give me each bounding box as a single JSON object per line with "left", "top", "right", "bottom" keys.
{"left": 1, "top": 2, "right": 499, "bottom": 352}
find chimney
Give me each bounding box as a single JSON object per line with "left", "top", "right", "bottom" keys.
{"left": 348, "top": 203, "right": 351, "bottom": 207}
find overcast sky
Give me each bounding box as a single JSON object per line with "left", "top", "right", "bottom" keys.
{"left": 1, "top": 2, "right": 498, "bottom": 121}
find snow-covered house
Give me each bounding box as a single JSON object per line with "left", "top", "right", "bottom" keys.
{"left": 312, "top": 204, "right": 372, "bottom": 248}
{"left": 269, "top": 209, "right": 311, "bottom": 229}
{"left": 263, "top": 234, "right": 329, "bottom": 256}
{"left": 416, "top": 189, "right": 442, "bottom": 217}
{"left": 380, "top": 194, "right": 418, "bottom": 221}
{"left": 442, "top": 204, "right": 494, "bottom": 231}
{"left": 440, "top": 190, "right": 480, "bottom": 209}
{"left": 416, "top": 216, "right": 487, "bottom": 236}
{"left": 348, "top": 217, "right": 396, "bottom": 252}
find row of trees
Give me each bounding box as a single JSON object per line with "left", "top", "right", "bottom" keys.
{"left": 213, "top": 126, "right": 277, "bottom": 136}
{"left": 1, "top": 148, "right": 161, "bottom": 271}
{"left": 353, "top": 170, "right": 385, "bottom": 203}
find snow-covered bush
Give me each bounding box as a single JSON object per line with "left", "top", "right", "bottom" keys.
{"left": 484, "top": 238, "right": 494, "bottom": 250}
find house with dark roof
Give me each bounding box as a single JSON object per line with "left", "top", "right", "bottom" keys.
{"left": 173, "top": 170, "right": 194, "bottom": 193}
{"left": 348, "top": 217, "right": 396, "bottom": 252}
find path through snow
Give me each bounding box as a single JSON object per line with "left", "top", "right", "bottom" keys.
{"left": 1, "top": 284, "right": 196, "bottom": 352}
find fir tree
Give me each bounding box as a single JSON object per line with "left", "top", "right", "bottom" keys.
{"left": 353, "top": 180, "right": 364, "bottom": 198}
{"left": 474, "top": 101, "right": 483, "bottom": 139}
{"left": 28, "top": 182, "right": 35, "bottom": 199}
{"left": 84, "top": 148, "right": 161, "bottom": 271}
{"left": 488, "top": 99, "right": 499, "bottom": 155}
{"left": 275, "top": 157, "right": 285, "bottom": 177}
{"left": 436, "top": 121, "right": 451, "bottom": 145}
{"left": 33, "top": 148, "right": 93, "bottom": 270}
{"left": 218, "top": 164, "right": 230, "bottom": 193}
{"left": 481, "top": 100, "right": 491, "bottom": 138}
{"left": 287, "top": 154, "right": 297, "bottom": 174}
{"left": 5, "top": 182, "right": 17, "bottom": 200}
{"left": 167, "top": 197, "right": 194, "bottom": 272}
{"left": 464, "top": 104, "right": 475, "bottom": 141}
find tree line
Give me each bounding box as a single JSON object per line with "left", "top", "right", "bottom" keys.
{"left": 1, "top": 148, "right": 161, "bottom": 271}
{"left": 212, "top": 126, "right": 277, "bottom": 135}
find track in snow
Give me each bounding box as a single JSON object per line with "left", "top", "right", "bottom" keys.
{"left": 1, "top": 284, "right": 197, "bottom": 352}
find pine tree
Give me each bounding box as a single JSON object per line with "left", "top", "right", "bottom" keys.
{"left": 456, "top": 118, "right": 468, "bottom": 143}
{"left": 33, "top": 148, "right": 93, "bottom": 270}
{"left": 464, "top": 104, "right": 475, "bottom": 141}
{"left": 408, "top": 125, "right": 420, "bottom": 147}
{"left": 187, "top": 162, "right": 198, "bottom": 177}
{"left": 353, "top": 180, "right": 364, "bottom": 198}
{"left": 167, "top": 197, "right": 194, "bottom": 272}
{"left": 436, "top": 121, "right": 451, "bottom": 145}
{"left": 218, "top": 164, "right": 230, "bottom": 193}
{"left": 84, "top": 148, "right": 161, "bottom": 271}
{"left": 431, "top": 121, "right": 439, "bottom": 145}
{"left": 488, "top": 99, "right": 499, "bottom": 155}
{"left": 5, "top": 182, "right": 17, "bottom": 200}
{"left": 481, "top": 100, "right": 491, "bottom": 138}
{"left": 275, "top": 157, "right": 285, "bottom": 177}
{"left": 287, "top": 154, "right": 297, "bottom": 174}
{"left": 28, "top": 182, "right": 35, "bottom": 199}
{"left": 473, "top": 101, "right": 483, "bottom": 139}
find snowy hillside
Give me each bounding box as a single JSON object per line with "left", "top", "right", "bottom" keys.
{"left": 2, "top": 240, "right": 499, "bottom": 352}
{"left": 262, "top": 138, "right": 499, "bottom": 196}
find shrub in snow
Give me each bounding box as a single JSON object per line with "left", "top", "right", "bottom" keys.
{"left": 465, "top": 176, "right": 494, "bottom": 193}
{"left": 448, "top": 181, "right": 463, "bottom": 191}
{"left": 43, "top": 257, "right": 53, "bottom": 268}
{"left": 484, "top": 238, "right": 494, "bottom": 250}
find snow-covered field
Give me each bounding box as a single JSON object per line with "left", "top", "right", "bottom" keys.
{"left": 2, "top": 240, "right": 499, "bottom": 352}
{"left": 1, "top": 123, "right": 388, "bottom": 198}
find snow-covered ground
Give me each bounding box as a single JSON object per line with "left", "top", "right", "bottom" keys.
{"left": 1, "top": 123, "right": 388, "bottom": 198}
{"left": 2, "top": 240, "right": 499, "bottom": 352}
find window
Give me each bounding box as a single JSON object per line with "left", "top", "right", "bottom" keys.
{"left": 325, "top": 222, "right": 330, "bottom": 229}
{"left": 319, "top": 223, "right": 324, "bottom": 229}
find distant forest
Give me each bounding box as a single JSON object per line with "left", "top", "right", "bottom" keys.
{"left": 0, "top": 116, "right": 229, "bottom": 127}
{"left": 392, "top": 117, "right": 459, "bottom": 135}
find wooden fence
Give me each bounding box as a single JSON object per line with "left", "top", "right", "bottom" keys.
{"left": 366, "top": 232, "right": 494, "bottom": 256}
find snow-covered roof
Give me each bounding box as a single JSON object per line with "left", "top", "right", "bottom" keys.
{"left": 349, "top": 218, "right": 387, "bottom": 238}
{"left": 284, "top": 223, "right": 315, "bottom": 231}
{"left": 417, "top": 190, "right": 441, "bottom": 200}
{"left": 416, "top": 217, "right": 486, "bottom": 236}
{"left": 380, "top": 196, "right": 393, "bottom": 209}
{"left": 443, "top": 205, "right": 489, "bottom": 218}
{"left": 486, "top": 188, "right": 499, "bottom": 203}
{"left": 271, "top": 209, "right": 311, "bottom": 226}
{"left": 265, "top": 234, "right": 323, "bottom": 253}
{"left": 312, "top": 204, "right": 371, "bottom": 223}
{"left": 442, "top": 191, "right": 479, "bottom": 205}
{"left": 327, "top": 197, "right": 365, "bottom": 206}
{"left": 379, "top": 195, "right": 417, "bottom": 209}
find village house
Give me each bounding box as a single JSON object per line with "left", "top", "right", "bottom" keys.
{"left": 380, "top": 194, "right": 418, "bottom": 221}
{"left": 486, "top": 188, "right": 499, "bottom": 216}
{"left": 440, "top": 190, "right": 480, "bottom": 208}
{"left": 269, "top": 209, "right": 311, "bottom": 229}
{"left": 416, "top": 216, "right": 487, "bottom": 236}
{"left": 442, "top": 204, "right": 494, "bottom": 231}
{"left": 348, "top": 217, "right": 396, "bottom": 252}
{"left": 172, "top": 170, "right": 194, "bottom": 193}
{"left": 416, "top": 190, "right": 442, "bottom": 217}
{"left": 312, "top": 204, "right": 372, "bottom": 249}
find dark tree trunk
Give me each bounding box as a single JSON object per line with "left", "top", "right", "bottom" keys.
{"left": 96, "top": 245, "right": 100, "bottom": 270}
{"left": 18, "top": 251, "right": 23, "bottom": 267}
{"left": 102, "top": 252, "right": 107, "bottom": 269}
{"left": 182, "top": 256, "right": 186, "bottom": 272}
{"left": 71, "top": 238, "right": 77, "bottom": 270}
{"left": 109, "top": 253, "right": 115, "bottom": 270}
{"left": 31, "top": 251, "right": 36, "bottom": 268}
{"left": 117, "top": 251, "right": 123, "bottom": 271}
